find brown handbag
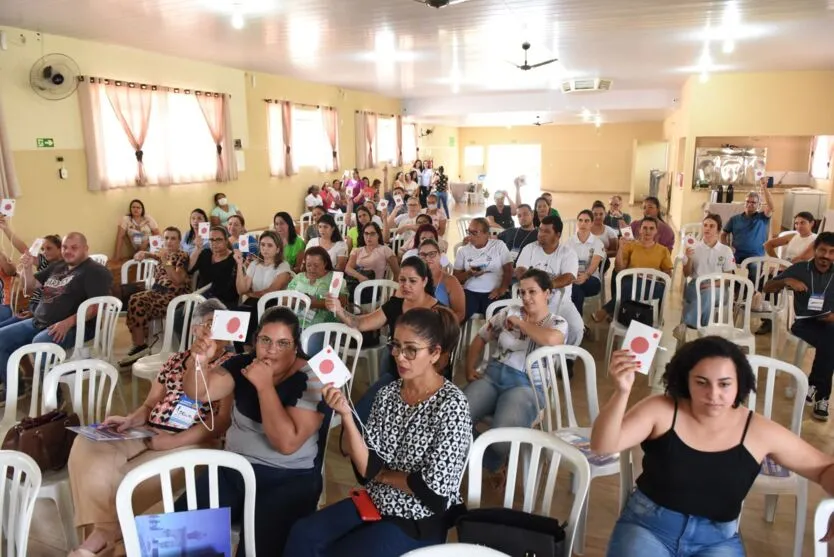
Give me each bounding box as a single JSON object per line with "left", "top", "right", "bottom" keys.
{"left": 1, "top": 410, "right": 81, "bottom": 471}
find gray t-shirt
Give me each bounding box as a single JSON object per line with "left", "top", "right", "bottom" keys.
{"left": 33, "top": 258, "right": 113, "bottom": 328}
{"left": 222, "top": 354, "right": 325, "bottom": 469}
{"left": 774, "top": 260, "right": 834, "bottom": 318}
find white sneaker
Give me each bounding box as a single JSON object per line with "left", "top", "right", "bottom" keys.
{"left": 806, "top": 385, "right": 818, "bottom": 407}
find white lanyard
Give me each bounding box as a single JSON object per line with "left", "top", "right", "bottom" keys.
{"left": 809, "top": 262, "right": 834, "bottom": 297}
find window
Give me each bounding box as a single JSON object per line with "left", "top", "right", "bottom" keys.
{"left": 464, "top": 145, "right": 485, "bottom": 167}
{"left": 811, "top": 136, "right": 832, "bottom": 180}
{"left": 402, "top": 123, "right": 417, "bottom": 164}
{"left": 268, "top": 103, "right": 335, "bottom": 174}
{"left": 95, "top": 88, "right": 217, "bottom": 187}
{"left": 376, "top": 117, "right": 397, "bottom": 165}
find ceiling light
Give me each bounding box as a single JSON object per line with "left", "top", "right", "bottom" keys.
{"left": 700, "top": 71, "right": 710, "bottom": 83}
{"left": 722, "top": 39, "right": 734, "bottom": 53}
{"left": 231, "top": 10, "right": 244, "bottom": 29}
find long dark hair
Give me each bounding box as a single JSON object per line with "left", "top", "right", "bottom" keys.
{"left": 316, "top": 214, "right": 343, "bottom": 242}
{"left": 357, "top": 221, "right": 383, "bottom": 248}
{"left": 401, "top": 256, "right": 435, "bottom": 295}
{"left": 533, "top": 197, "right": 549, "bottom": 227}
{"left": 127, "top": 199, "right": 146, "bottom": 217}
{"left": 274, "top": 211, "right": 299, "bottom": 244}
{"left": 255, "top": 306, "right": 308, "bottom": 360}
{"left": 258, "top": 230, "right": 285, "bottom": 268}
{"left": 411, "top": 223, "right": 439, "bottom": 250}
{"left": 644, "top": 196, "right": 665, "bottom": 222}
{"left": 185, "top": 208, "right": 209, "bottom": 245}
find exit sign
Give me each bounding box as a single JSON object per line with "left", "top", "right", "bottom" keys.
{"left": 36, "top": 138, "right": 55, "bottom": 148}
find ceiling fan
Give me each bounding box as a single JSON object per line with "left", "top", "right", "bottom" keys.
{"left": 533, "top": 115, "right": 553, "bottom": 127}
{"left": 511, "top": 42, "right": 558, "bottom": 71}
{"left": 412, "top": 0, "right": 471, "bottom": 8}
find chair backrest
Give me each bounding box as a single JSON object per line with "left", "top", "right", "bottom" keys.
{"left": 613, "top": 268, "right": 672, "bottom": 327}
{"left": 526, "top": 345, "right": 599, "bottom": 432}
{"left": 0, "top": 450, "right": 42, "bottom": 557}
{"left": 479, "top": 299, "right": 523, "bottom": 367}
{"left": 618, "top": 445, "right": 645, "bottom": 513}
{"left": 467, "top": 427, "right": 591, "bottom": 556}
{"left": 3, "top": 343, "right": 66, "bottom": 420}
{"left": 257, "top": 290, "right": 312, "bottom": 322}
{"left": 680, "top": 222, "right": 703, "bottom": 243}
{"left": 694, "top": 273, "right": 754, "bottom": 332}
{"left": 747, "top": 355, "right": 808, "bottom": 435}
{"left": 301, "top": 322, "right": 363, "bottom": 390}
{"left": 43, "top": 359, "right": 118, "bottom": 426}
{"left": 741, "top": 256, "right": 791, "bottom": 309}
{"left": 354, "top": 279, "right": 399, "bottom": 312}
{"left": 120, "top": 259, "right": 158, "bottom": 288}
{"left": 300, "top": 211, "right": 313, "bottom": 237}
{"left": 774, "top": 231, "right": 796, "bottom": 260}
{"left": 161, "top": 293, "right": 207, "bottom": 354}
{"left": 561, "top": 218, "right": 577, "bottom": 239}
{"left": 814, "top": 499, "right": 834, "bottom": 557}
{"left": 403, "top": 544, "right": 510, "bottom": 556}
{"left": 89, "top": 253, "right": 109, "bottom": 266}
{"left": 390, "top": 234, "right": 408, "bottom": 256}
{"left": 116, "top": 449, "right": 256, "bottom": 557}
{"left": 452, "top": 242, "right": 464, "bottom": 260}
{"left": 457, "top": 217, "right": 473, "bottom": 241}
{"left": 488, "top": 227, "right": 503, "bottom": 239}
{"left": 73, "top": 296, "right": 123, "bottom": 362}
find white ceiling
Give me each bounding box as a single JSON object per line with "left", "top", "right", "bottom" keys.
{"left": 2, "top": 0, "right": 834, "bottom": 126}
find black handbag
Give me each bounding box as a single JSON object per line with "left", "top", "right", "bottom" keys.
{"left": 617, "top": 299, "right": 654, "bottom": 327}
{"left": 456, "top": 507, "right": 566, "bottom": 557}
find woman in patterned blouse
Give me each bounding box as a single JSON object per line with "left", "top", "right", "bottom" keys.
{"left": 285, "top": 307, "right": 472, "bottom": 556}
{"left": 67, "top": 299, "right": 234, "bottom": 557}
{"left": 122, "top": 226, "right": 191, "bottom": 363}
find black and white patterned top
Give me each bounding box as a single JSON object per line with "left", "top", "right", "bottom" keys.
{"left": 358, "top": 379, "right": 472, "bottom": 521}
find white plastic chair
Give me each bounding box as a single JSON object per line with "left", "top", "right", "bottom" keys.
{"left": 41, "top": 359, "right": 119, "bottom": 549}
{"left": 742, "top": 256, "right": 792, "bottom": 357}
{"left": 257, "top": 290, "right": 312, "bottom": 322}
{"left": 604, "top": 268, "right": 671, "bottom": 370}
{"left": 475, "top": 298, "right": 523, "bottom": 370}
{"left": 457, "top": 217, "right": 474, "bottom": 242}
{"left": 116, "top": 449, "right": 256, "bottom": 557}
{"left": 131, "top": 293, "right": 206, "bottom": 407}
{"left": 120, "top": 258, "right": 158, "bottom": 289}
{"left": 694, "top": 273, "right": 756, "bottom": 354}
{"left": 561, "top": 218, "right": 577, "bottom": 239}
{"left": 353, "top": 279, "right": 398, "bottom": 383}
{"left": 774, "top": 231, "right": 797, "bottom": 260}
{"left": 467, "top": 427, "right": 591, "bottom": 557}
{"left": 526, "top": 345, "right": 615, "bottom": 555}
{"left": 89, "top": 253, "right": 109, "bottom": 266}
{"left": 488, "top": 227, "right": 503, "bottom": 239}
{"left": 814, "top": 499, "right": 834, "bottom": 557}
{"left": 0, "top": 343, "right": 67, "bottom": 439}
{"left": 69, "top": 296, "right": 123, "bottom": 362}
{"left": 390, "top": 234, "right": 408, "bottom": 256}
{"left": 300, "top": 211, "right": 314, "bottom": 238}
{"left": 403, "top": 545, "right": 510, "bottom": 556}
{"left": 745, "top": 355, "right": 809, "bottom": 557}
{"left": 0, "top": 450, "right": 43, "bottom": 557}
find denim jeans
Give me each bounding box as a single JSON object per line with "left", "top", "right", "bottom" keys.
{"left": 0, "top": 318, "right": 92, "bottom": 384}
{"left": 464, "top": 360, "right": 545, "bottom": 471}
{"left": 464, "top": 289, "right": 508, "bottom": 320}
{"left": 0, "top": 304, "right": 11, "bottom": 323}
{"left": 435, "top": 190, "right": 450, "bottom": 219}
{"left": 285, "top": 497, "right": 440, "bottom": 557}
{"left": 682, "top": 281, "right": 728, "bottom": 329}
{"left": 570, "top": 276, "right": 601, "bottom": 316}
{"left": 174, "top": 463, "right": 321, "bottom": 557}
{"left": 607, "top": 490, "right": 743, "bottom": 557}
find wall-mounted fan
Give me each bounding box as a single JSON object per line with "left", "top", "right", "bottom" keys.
{"left": 29, "top": 53, "right": 80, "bottom": 100}
{"left": 511, "top": 42, "right": 558, "bottom": 71}
{"left": 412, "top": 0, "right": 470, "bottom": 7}
{"left": 533, "top": 115, "right": 553, "bottom": 127}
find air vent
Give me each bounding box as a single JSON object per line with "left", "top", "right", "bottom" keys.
{"left": 561, "top": 78, "right": 613, "bottom": 93}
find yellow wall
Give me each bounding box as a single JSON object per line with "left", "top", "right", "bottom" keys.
{"left": 0, "top": 27, "right": 403, "bottom": 254}
{"left": 416, "top": 125, "right": 460, "bottom": 182}
{"left": 458, "top": 122, "right": 665, "bottom": 194}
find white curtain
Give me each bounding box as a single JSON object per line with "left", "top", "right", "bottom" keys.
{"left": 267, "top": 102, "right": 285, "bottom": 177}
{"left": 395, "top": 115, "right": 403, "bottom": 168}
{"left": 365, "top": 112, "right": 378, "bottom": 168}
{"left": 78, "top": 79, "right": 110, "bottom": 191}
{"left": 355, "top": 112, "right": 368, "bottom": 170}
{"left": 0, "top": 93, "right": 21, "bottom": 199}
{"left": 321, "top": 107, "right": 339, "bottom": 172}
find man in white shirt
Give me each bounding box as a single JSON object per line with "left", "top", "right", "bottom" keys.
{"left": 415, "top": 159, "right": 434, "bottom": 208}
{"left": 454, "top": 217, "right": 514, "bottom": 319}
{"left": 514, "top": 215, "right": 585, "bottom": 349}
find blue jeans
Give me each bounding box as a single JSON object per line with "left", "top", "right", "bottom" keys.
{"left": 464, "top": 360, "right": 544, "bottom": 471}
{"left": 435, "top": 190, "right": 450, "bottom": 219}
{"left": 174, "top": 463, "right": 321, "bottom": 557}
{"left": 571, "top": 276, "right": 601, "bottom": 316}
{"left": 683, "top": 281, "right": 728, "bottom": 329}
{"left": 0, "top": 304, "right": 11, "bottom": 323}
{"left": 0, "top": 318, "right": 92, "bottom": 384}
{"left": 285, "top": 497, "right": 440, "bottom": 557}
{"left": 464, "top": 289, "right": 508, "bottom": 320}
{"left": 608, "top": 490, "right": 743, "bottom": 557}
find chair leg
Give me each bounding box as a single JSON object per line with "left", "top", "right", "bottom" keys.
{"left": 318, "top": 462, "right": 328, "bottom": 510}
{"left": 131, "top": 375, "right": 139, "bottom": 409}
{"left": 794, "top": 482, "right": 807, "bottom": 557}
{"left": 574, "top": 494, "right": 589, "bottom": 555}
{"left": 53, "top": 481, "right": 79, "bottom": 549}
{"left": 764, "top": 493, "right": 778, "bottom": 523}
{"left": 604, "top": 327, "right": 615, "bottom": 374}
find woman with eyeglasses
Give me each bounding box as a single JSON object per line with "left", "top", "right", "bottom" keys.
{"left": 285, "top": 307, "right": 471, "bottom": 557}
{"left": 453, "top": 217, "right": 513, "bottom": 320}
{"left": 567, "top": 210, "right": 605, "bottom": 316}
{"left": 345, "top": 198, "right": 388, "bottom": 252}
{"left": 273, "top": 211, "right": 306, "bottom": 271}
{"left": 464, "top": 269, "right": 567, "bottom": 475}
{"left": 178, "top": 306, "right": 329, "bottom": 556}
{"left": 417, "top": 239, "right": 465, "bottom": 323}
{"left": 188, "top": 225, "right": 238, "bottom": 309}
{"left": 67, "top": 300, "right": 234, "bottom": 557}
{"left": 389, "top": 196, "right": 426, "bottom": 247}
{"left": 400, "top": 224, "right": 449, "bottom": 264}
{"left": 305, "top": 214, "right": 348, "bottom": 272}
{"left": 346, "top": 222, "right": 399, "bottom": 289}
{"left": 327, "top": 257, "right": 444, "bottom": 421}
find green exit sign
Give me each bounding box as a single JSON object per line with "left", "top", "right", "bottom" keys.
{"left": 36, "top": 138, "right": 55, "bottom": 148}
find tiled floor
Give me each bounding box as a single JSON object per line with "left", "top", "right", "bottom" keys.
{"left": 21, "top": 194, "right": 834, "bottom": 556}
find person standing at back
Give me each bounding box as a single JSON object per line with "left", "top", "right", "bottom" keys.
{"left": 485, "top": 180, "right": 521, "bottom": 230}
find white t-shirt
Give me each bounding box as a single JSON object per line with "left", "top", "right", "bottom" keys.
{"left": 566, "top": 234, "right": 606, "bottom": 280}
{"left": 305, "top": 194, "right": 323, "bottom": 209}
{"left": 516, "top": 242, "right": 579, "bottom": 300}
{"left": 592, "top": 225, "right": 619, "bottom": 251}
{"left": 247, "top": 261, "right": 292, "bottom": 291}
{"left": 783, "top": 233, "right": 817, "bottom": 262}
{"left": 306, "top": 238, "right": 348, "bottom": 267}
{"left": 685, "top": 240, "right": 736, "bottom": 278}
{"left": 454, "top": 239, "right": 513, "bottom": 293}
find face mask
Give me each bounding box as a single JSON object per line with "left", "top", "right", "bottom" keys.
{"left": 218, "top": 197, "right": 228, "bottom": 206}
{"left": 428, "top": 203, "right": 437, "bottom": 210}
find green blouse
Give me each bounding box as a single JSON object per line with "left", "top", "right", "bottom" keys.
{"left": 286, "top": 271, "right": 347, "bottom": 326}
{"left": 283, "top": 236, "right": 306, "bottom": 267}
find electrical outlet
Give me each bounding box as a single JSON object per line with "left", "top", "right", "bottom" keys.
{"left": 59, "top": 167, "right": 68, "bottom": 180}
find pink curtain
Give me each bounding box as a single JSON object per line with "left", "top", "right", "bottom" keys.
{"left": 282, "top": 101, "right": 293, "bottom": 177}
{"left": 104, "top": 83, "right": 153, "bottom": 186}
{"left": 365, "top": 112, "right": 378, "bottom": 168}
{"left": 321, "top": 107, "right": 339, "bottom": 171}
{"left": 78, "top": 79, "right": 109, "bottom": 191}
{"left": 197, "top": 93, "right": 235, "bottom": 182}
{"left": 0, "top": 95, "right": 20, "bottom": 199}
{"left": 395, "top": 115, "right": 404, "bottom": 168}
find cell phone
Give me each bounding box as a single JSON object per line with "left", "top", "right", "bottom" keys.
{"left": 350, "top": 488, "right": 382, "bottom": 521}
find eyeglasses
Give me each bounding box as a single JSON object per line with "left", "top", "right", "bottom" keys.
{"left": 209, "top": 237, "right": 226, "bottom": 243}
{"left": 192, "top": 320, "right": 213, "bottom": 331}
{"left": 466, "top": 229, "right": 480, "bottom": 235}
{"left": 363, "top": 231, "right": 378, "bottom": 237}
{"left": 257, "top": 336, "right": 294, "bottom": 351}
{"left": 418, "top": 250, "right": 439, "bottom": 259}
{"left": 388, "top": 342, "right": 430, "bottom": 360}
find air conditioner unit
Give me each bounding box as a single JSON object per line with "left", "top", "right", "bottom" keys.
{"left": 561, "top": 78, "right": 613, "bottom": 93}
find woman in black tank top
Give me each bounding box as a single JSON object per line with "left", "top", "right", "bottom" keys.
{"left": 591, "top": 337, "right": 834, "bottom": 557}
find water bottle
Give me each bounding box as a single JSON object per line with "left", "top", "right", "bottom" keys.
{"left": 726, "top": 183, "right": 734, "bottom": 203}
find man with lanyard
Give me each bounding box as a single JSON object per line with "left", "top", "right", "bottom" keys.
{"left": 498, "top": 204, "right": 538, "bottom": 266}
{"left": 765, "top": 232, "right": 834, "bottom": 420}
{"left": 604, "top": 194, "right": 631, "bottom": 229}
{"left": 514, "top": 215, "right": 585, "bottom": 369}
{"left": 722, "top": 185, "right": 775, "bottom": 332}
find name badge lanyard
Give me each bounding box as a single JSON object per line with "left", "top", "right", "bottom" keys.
{"left": 809, "top": 261, "right": 833, "bottom": 311}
